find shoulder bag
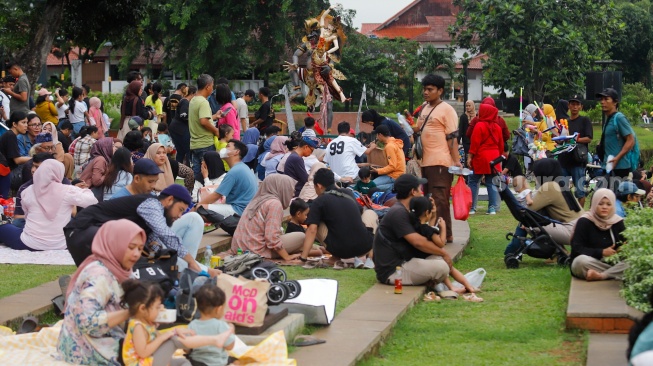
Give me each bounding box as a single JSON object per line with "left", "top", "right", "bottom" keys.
{"left": 413, "top": 101, "right": 440, "bottom": 160}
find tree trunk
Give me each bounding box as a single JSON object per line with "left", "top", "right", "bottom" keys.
{"left": 16, "top": 1, "right": 65, "bottom": 93}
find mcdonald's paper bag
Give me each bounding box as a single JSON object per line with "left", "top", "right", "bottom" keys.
{"left": 218, "top": 274, "right": 270, "bottom": 327}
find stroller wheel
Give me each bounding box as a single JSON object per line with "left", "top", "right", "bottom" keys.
{"left": 557, "top": 255, "right": 571, "bottom": 267}
{"left": 267, "top": 283, "right": 290, "bottom": 305}
{"left": 268, "top": 268, "right": 287, "bottom": 284}
{"left": 284, "top": 280, "right": 301, "bottom": 299}
{"left": 505, "top": 255, "right": 520, "bottom": 269}
{"left": 251, "top": 267, "right": 270, "bottom": 280}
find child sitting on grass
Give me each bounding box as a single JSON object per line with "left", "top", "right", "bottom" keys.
{"left": 187, "top": 284, "right": 236, "bottom": 366}
{"left": 353, "top": 166, "right": 377, "bottom": 196}
{"left": 286, "top": 198, "right": 309, "bottom": 234}
{"left": 121, "top": 279, "right": 233, "bottom": 366}
{"left": 409, "top": 196, "right": 483, "bottom": 302}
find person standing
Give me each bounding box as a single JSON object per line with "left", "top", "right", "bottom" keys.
{"left": 169, "top": 86, "right": 196, "bottom": 166}
{"left": 597, "top": 88, "right": 637, "bottom": 180}
{"left": 34, "top": 88, "right": 58, "bottom": 124}
{"left": 235, "top": 89, "right": 255, "bottom": 133}
{"left": 189, "top": 74, "right": 223, "bottom": 183}
{"left": 414, "top": 74, "right": 461, "bottom": 243}
{"left": 163, "top": 83, "right": 187, "bottom": 125}
{"left": 2, "top": 61, "right": 29, "bottom": 114}
{"left": 559, "top": 95, "right": 592, "bottom": 207}
{"left": 458, "top": 100, "right": 475, "bottom": 161}
{"left": 361, "top": 109, "right": 411, "bottom": 157}
{"left": 118, "top": 81, "right": 153, "bottom": 141}
{"left": 250, "top": 87, "right": 274, "bottom": 132}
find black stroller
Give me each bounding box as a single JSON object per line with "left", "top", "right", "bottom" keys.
{"left": 489, "top": 156, "right": 571, "bottom": 269}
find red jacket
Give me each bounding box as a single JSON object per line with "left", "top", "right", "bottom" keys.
{"left": 466, "top": 97, "right": 510, "bottom": 142}
{"left": 469, "top": 104, "right": 504, "bottom": 174}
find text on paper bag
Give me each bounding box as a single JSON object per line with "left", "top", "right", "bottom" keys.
{"left": 225, "top": 285, "right": 258, "bottom": 324}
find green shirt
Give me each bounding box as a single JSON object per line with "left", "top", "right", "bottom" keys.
{"left": 189, "top": 95, "right": 214, "bottom": 150}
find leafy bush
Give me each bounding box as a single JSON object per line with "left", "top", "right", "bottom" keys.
{"left": 616, "top": 208, "right": 653, "bottom": 312}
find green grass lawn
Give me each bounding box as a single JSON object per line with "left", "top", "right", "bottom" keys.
{"left": 358, "top": 200, "right": 586, "bottom": 366}
{"left": 0, "top": 264, "right": 75, "bottom": 299}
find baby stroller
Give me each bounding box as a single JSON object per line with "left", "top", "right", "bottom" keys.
{"left": 489, "top": 156, "right": 571, "bottom": 269}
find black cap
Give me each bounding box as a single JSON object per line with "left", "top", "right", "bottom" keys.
{"left": 595, "top": 88, "right": 619, "bottom": 101}
{"left": 568, "top": 95, "right": 582, "bottom": 103}
{"left": 392, "top": 174, "right": 428, "bottom": 196}
{"left": 160, "top": 184, "right": 193, "bottom": 206}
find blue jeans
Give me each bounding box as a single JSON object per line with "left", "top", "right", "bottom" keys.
{"left": 0, "top": 224, "right": 32, "bottom": 250}
{"left": 373, "top": 175, "right": 395, "bottom": 192}
{"left": 468, "top": 173, "right": 499, "bottom": 212}
{"left": 561, "top": 166, "right": 587, "bottom": 199}
{"left": 171, "top": 212, "right": 205, "bottom": 273}
{"left": 190, "top": 145, "right": 215, "bottom": 182}
{"left": 0, "top": 174, "right": 9, "bottom": 199}
{"left": 71, "top": 121, "right": 85, "bottom": 136}
{"left": 504, "top": 225, "right": 527, "bottom": 255}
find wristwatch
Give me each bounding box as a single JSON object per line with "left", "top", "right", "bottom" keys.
{"left": 299, "top": 256, "right": 308, "bottom": 262}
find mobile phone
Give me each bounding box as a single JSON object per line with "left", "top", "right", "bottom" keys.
{"left": 426, "top": 193, "right": 432, "bottom": 199}
{"left": 222, "top": 106, "right": 233, "bottom": 115}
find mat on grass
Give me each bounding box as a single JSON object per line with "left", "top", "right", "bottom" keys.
{"left": 0, "top": 321, "right": 73, "bottom": 365}
{"left": 0, "top": 246, "right": 75, "bottom": 265}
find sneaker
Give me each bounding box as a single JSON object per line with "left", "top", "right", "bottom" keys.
{"left": 353, "top": 257, "right": 365, "bottom": 269}
{"left": 486, "top": 209, "right": 496, "bottom": 215}
{"left": 469, "top": 209, "right": 476, "bottom": 215}
{"left": 363, "top": 257, "right": 375, "bottom": 269}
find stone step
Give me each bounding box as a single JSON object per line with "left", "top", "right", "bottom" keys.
{"left": 586, "top": 333, "right": 628, "bottom": 366}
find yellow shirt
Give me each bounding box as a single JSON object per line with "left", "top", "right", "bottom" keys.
{"left": 35, "top": 101, "right": 59, "bottom": 124}
{"left": 213, "top": 139, "right": 230, "bottom": 171}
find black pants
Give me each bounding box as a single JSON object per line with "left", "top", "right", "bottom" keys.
{"left": 65, "top": 226, "right": 100, "bottom": 266}
{"left": 169, "top": 128, "right": 191, "bottom": 166}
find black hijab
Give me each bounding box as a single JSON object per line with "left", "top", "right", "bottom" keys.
{"left": 533, "top": 159, "right": 581, "bottom": 212}
{"left": 203, "top": 151, "right": 225, "bottom": 180}
{"left": 555, "top": 99, "right": 569, "bottom": 120}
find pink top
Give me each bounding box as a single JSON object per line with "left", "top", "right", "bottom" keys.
{"left": 231, "top": 199, "right": 283, "bottom": 258}
{"left": 218, "top": 102, "right": 240, "bottom": 140}
{"left": 21, "top": 184, "right": 98, "bottom": 250}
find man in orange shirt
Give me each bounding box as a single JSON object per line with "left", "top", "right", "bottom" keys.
{"left": 414, "top": 74, "right": 461, "bottom": 242}
{"left": 371, "top": 124, "right": 405, "bottom": 191}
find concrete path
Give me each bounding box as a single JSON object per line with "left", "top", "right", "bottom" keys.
{"left": 292, "top": 217, "right": 470, "bottom": 366}
{"left": 586, "top": 334, "right": 628, "bottom": 366}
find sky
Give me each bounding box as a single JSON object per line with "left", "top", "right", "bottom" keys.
{"left": 335, "top": 0, "right": 414, "bottom": 30}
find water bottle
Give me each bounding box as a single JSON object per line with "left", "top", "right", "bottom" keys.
{"left": 394, "top": 266, "right": 403, "bottom": 294}
{"left": 204, "top": 246, "right": 213, "bottom": 268}
{"left": 237, "top": 247, "right": 243, "bottom": 256}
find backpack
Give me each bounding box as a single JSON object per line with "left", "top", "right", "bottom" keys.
{"left": 207, "top": 93, "right": 221, "bottom": 114}
{"left": 609, "top": 112, "right": 640, "bottom": 171}
{"left": 222, "top": 252, "right": 264, "bottom": 276}
{"left": 511, "top": 128, "right": 530, "bottom": 156}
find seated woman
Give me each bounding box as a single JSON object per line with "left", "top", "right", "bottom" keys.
{"left": 570, "top": 188, "right": 627, "bottom": 281}
{"left": 79, "top": 138, "right": 116, "bottom": 198}
{"left": 0, "top": 160, "right": 97, "bottom": 251}
{"left": 144, "top": 143, "right": 174, "bottom": 194}
{"left": 504, "top": 158, "right": 583, "bottom": 256}
{"left": 57, "top": 219, "right": 146, "bottom": 365}
{"left": 231, "top": 174, "right": 321, "bottom": 260}
{"left": 124, "top": 130, "right": 146, "bottom": 163}
{"left": 192, "top": 151, "right": 225, "bottom": 202}
{"left": 263, "top": 136, "right": 288, "bottom": 177}
{"left": 42, "top": 121, "right": 75, "bottom": 179}
{"left": 100, "top": 147, "right": 133, "bottom": 201}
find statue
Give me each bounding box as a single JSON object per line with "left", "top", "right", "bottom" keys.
{"left": 285, "top": 4, "right": 347, "bottom": 131}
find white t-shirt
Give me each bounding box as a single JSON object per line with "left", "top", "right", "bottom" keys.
{"left": 324, "top": 135, "right": 366, "bottom": 179}
{"left": 69, "top": 100, "right": 87, "bottom": 123}
{"left": 302, "top": 129, "right": 317, "bottom": 138}
{"left": 57, "top": 101, "right": 69, "bottom": 119}
{"left": 235, "top": 98, "right": 248, "bottom": 122}
{"left": 0, "top": 91, "right": 9, "bottom": 122}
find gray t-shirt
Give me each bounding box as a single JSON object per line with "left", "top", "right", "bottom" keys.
{"left": 10, "top": 73, "right": 30, "bottom": 114}
{"left": 188, "top": 318, "right": 235, "bottom": 366}
{"left": 235, "top": 98, "right": 248, "bottom": 122}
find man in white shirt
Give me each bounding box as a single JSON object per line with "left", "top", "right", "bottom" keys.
{"left": 324, "top": 122, "right": 371, "bottom": 180}
{"left": 0, "top": 76, "right": 14, "bottom": 122}
{"left": 235, "top": 89, "right": 255, "bottom": 132}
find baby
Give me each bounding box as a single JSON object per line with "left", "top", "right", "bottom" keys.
{"left": 513, "top": 175, "right": 531, "bottom": 207}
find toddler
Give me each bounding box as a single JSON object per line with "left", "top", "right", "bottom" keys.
{"left": 214, "top": 124, "right": 234, "bottom": 171}
{"left": 156, "top": 122, "right": 176, "bottom": 155}
{"left": 512, "top": 175, "right": 531, "bottom": 207}
{"left": 353, "top": 166, "right": 377, "bottom": 196}
{"left": 188, "top": 284, "right": 235, "bottom": 366}
{"left": 286, "top": 198, "right": 309, "bottom": 234}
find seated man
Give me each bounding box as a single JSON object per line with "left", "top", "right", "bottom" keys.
{"left": 198, "top": 139, "right": 257, "bottom": 217}
{"left": 110, "top": 158, "right": 162, "bottom": 198}
{"left": 324, "top": 122, "right": 370, "bottom": 181}
{"left": 298, "top": 168, "right": 377, "bottom": 268}
{"left": 370, "top": 125, "right": 405, "bottom": 191}
{"left": 64, "top": 184, "right": 218, "bottom": 276}
{"left": 615, "top": 181, "right": 645, "bottom": 218}
{"left": 373, "top": 174, "right": 453, "bottom": 286}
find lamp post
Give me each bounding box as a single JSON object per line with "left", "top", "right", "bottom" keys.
{"left": 104, "top": 42, "right": 113, "bottom": 93}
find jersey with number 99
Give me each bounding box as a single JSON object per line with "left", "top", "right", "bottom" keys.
{"left": 323, "top": 135, "right": 367, "bottom": 179}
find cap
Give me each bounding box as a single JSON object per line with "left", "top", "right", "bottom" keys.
{"left": 160, "top": 184, "right": 193, "bottom": 206}
{"left": 392, "top": 174, "right": 428, "bottom": 196}
{"left": 595, "top": 88, "right": 619, "bottom": 101}
{"left": 37, "top": 88, "right": 52, "bottom": 97}
{"left": 302, "top": 136, "right": 320, "bottom": 149}
{"left": 35, "top": 132, "right": 53, "bottom": 143}
{"left": 617, "top": 181, "right": 645, "bottom": 196}
{"left": 569, "top": 95, "right": 582, "bottom": 103}
{"left": 59, "top": 121, "right": 73, "bottom": 131}
{"left": 128, "top": 116, "right": 144, "bottom": 130}
{"left": 133, "top": 158, "right": 163, "bottom": 176}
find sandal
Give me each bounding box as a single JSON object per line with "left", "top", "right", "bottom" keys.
{"left": 423, "top": 291, "right": 441, "bottom": 302}
{"left": 302, "top": 259, "right": 331, "bottom": 269}
{"left": 437, "top": 290, "right": 459, "bottom": 300}
{"left": 463, "top": 293, "right": 484, "bottom": 303}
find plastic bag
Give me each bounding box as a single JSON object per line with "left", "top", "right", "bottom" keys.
{"left": 434, "top": 268, "right": 487, "bottom": 292}
{"left": 451, "top": 177, "right": 472, "bottom": 221}
{"left": 396, "top": 113, "right": 414, "bottom": 136}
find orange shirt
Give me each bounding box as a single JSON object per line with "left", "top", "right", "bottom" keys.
{"left": 416, "top": 101, "right": 459, "bottom": 167}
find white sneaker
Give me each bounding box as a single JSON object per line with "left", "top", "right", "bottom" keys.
{"left": 363, "top": 257, "right": 375, "bottom": 269}
{"left": 353, "top": 257, "right": 365, "bottom": 269}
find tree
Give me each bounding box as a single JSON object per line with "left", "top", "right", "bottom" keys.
{"left": 450, "top": 0, "right": 618, "bottom": 101}
{"left": 413, "top": 45, "right": 455, "bottom": 78}
{"left": 609, "top": 3, "right": 653, "bottom": 86}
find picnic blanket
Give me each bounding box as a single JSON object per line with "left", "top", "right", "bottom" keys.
{"left": 0, "top": 246, "right": 75, "bottom": 265}
{"left": 0, "top": 321, "right": 73, "bottom": 365}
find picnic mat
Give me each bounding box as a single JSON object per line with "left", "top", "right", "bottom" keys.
{"left": 0, "top": 321, "right": 73, "bottom": 365}
{"left": 0, "top": 246, "right": 75, "bottom": 265}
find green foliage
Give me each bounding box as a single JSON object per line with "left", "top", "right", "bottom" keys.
{"left": 617, "top": 208, "right": 653, "bottom": 312}
{"left": 623, "top": 83, "right": 653, "bottom": 106}
{"left": 609, "top": 3, "right": 653, "bottom": 85}
{"left": 450, "top": 0, "right": 618, "bottom": 102}
{"left": 411, "top": 45, "right": 456, "bottom": 78}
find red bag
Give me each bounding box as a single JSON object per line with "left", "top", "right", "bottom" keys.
{"left": 451, "top": 177, "right": 472, "bottom": 221}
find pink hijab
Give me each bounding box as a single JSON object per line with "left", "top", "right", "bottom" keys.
{"left": 265, "top": 136, "right": 289, "bottom": 161}
{"left": 89, "top": 97, "right": 104, "bottom": 136}
{"left": 32, "top": 159, "right": 66, "bottom": 221}
{"left": 67, "top": 220, "right": 146, "bottom": 298}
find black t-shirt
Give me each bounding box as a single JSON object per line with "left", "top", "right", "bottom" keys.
{"left": 64, "top": 194, "right": 151, "bottom": 234}
{"left": 163, "top": 94, "right": 183, "bottom": 124}
{"left": 305, "top": 189, "right": 372, "bottom": 258}
{"left": 373, "top": 203, "right": 427, "bottom": 283}
{"left": 169, "top": 98, "right": 190, "bottom": 136}
{"left": 570, "top": 217, "right": 625, "bottom": 263}
{"left": 502, "top": 154, "right": 523, "bottom": 177}
{"left": 285, "top": 221, "right": 305, "bottom": 234}
{"left": 58, "top": 131, "right": 72, "bottom": 153}
{"left": 0, "top": 130, "right": 20, "bottom": 170}
{"left": 254, "top": 101, "right": 274, "bottom": 132}
{"left": 559, "top": 115, "right": 593, "bottom": 168}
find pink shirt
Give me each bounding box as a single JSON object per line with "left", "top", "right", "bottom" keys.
{"left": 21, "top": 185, "right": 98, "bottom": 250}
{"left": 218, "top": 102, "right": 240, "bottom": 140}
{"left": 231, "top": 199, "right": 283, "bottom": 258}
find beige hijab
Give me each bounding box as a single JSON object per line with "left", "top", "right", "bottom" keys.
{"left": 299, "top": 161, "right": 326, "bottom": 201}
{"left": 242, "top": 174, "right": 297, "bottom": 220}
{"left": 144, "top": 143, "right": 174, "bottom": 192}
{"left": 465, "top": 100, "right": 476, "bottom": 120}
{"left": 582, "top": 188, "right": 623, "bottom": 230}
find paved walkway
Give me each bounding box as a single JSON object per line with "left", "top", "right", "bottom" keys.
{"left": 292, "top": 217, "right": 470, "bottom": 366}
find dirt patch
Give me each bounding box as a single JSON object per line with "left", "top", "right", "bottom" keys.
{"left": 546, "top": 337, "right": 586, "bottom": 365}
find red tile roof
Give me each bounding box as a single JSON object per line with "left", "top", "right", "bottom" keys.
{"left": 455, "top": 54, "right": 487, "bottom": 70}
{"left": 371, "top": 26, "right": 430, "bottom": 40}
{"left": 360, "top": 23, "right": 381, "bottom": 35}
{"left": 46, "top": 47, "right": 83, "bottom": 66}
{"left": 413, "top": 16, "right": 456, "bottom": 43}
{"left": 94, "top": 46, "right": 165, "bottom": 66}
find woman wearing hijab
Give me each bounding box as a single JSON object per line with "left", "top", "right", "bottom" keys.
{"left": 504, "top": 158, "right": 583, "bottom": 256}
{"left": 79, "top": 138, "right": 115, "bottom": 191}
{"left": 468, "top": 103, "right": 503, "bottom": 215}
{"left": 88, "top": 96, "right": 106, "bottom": 137}
{"left": 570, "top": 188, "right": 627, "bottom": 281}
{"left": 57, "top": 220, "right": 146, "bottom": 366}
{"left": 300, "top": 149, "right": 328, "bottom": 202}
{"left": 117, "top": 80, "right": 153, "bottom": 140}
{"left": 42, "top": 121, "right": 75, "bottom": 179}
{"left": 458, "top": 100, "right": 475, "bottom": 160}
{"left": 264, "top": 136, "right": 288, "bottom": 177}
{"left": 192, "top": 151, "right": 226, "bottom": 201}
{"left": 535, "top": 104, "right": 558, "bottom": 151}
{"left": 0, "top": 160, "right": 97, "bottom": 251}
{"left": 144, "top": 142, "right": 174, "bottom": 193}
{"left": 256, "top": 132, "right": 277, "bottom": 180}
{"left": 231, "top": 175, "right": 321, "bottom": 259}
{"left": 242, "top": 128, "right": 260, "bottom": 170}
{"left": 465, "top": 97, "right": 510, "bottom": 146}
{"left": 555, "top": 99, "right": 570, "bottom": 121}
